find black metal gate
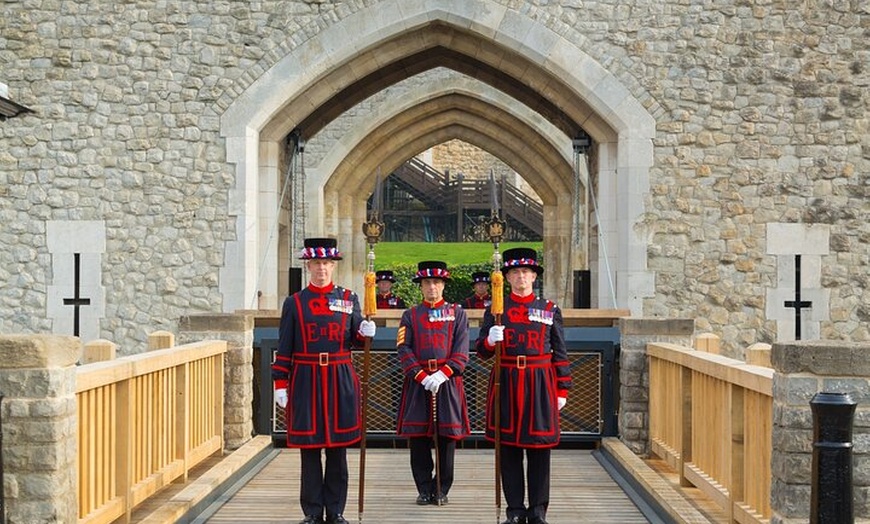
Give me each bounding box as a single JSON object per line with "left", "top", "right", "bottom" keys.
{"left": 254, "top": 327, "right": 619, "bottom": 446}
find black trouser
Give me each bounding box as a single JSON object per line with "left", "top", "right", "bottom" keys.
{"left": 409, "top": 436, "right": 456, "bottom": 497}
{"left": 300, "top": 447, "right": 348, "bottom": 519}
{"left": 501, "top": 445, "right": 551, "bottom": 520}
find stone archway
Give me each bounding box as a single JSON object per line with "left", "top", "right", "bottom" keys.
{"left": 220, "top": 0, "right": 655, "bottom": 312}
{"left": 320, "top": 94, "right": 573, "bottom": 300}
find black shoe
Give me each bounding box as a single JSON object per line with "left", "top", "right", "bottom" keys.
{"left": 325, "top": 515, "right": 348, "bottom": 524}
{"left": 415, "top": 492, "right": 431, "bottom": 505}
{"left": 298, "top": 516, "right": 323, "bottom": 524}
{"left": 501, "top": 517, "right": 527, "bottom": 524}
{"left": 527, "top": 517, "right": 548, "bottom": 524}
{"left": 430, "top": 494, "right": 448, "bottom": 505}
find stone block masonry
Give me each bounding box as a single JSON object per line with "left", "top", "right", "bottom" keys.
{"left": 618, "top": 317, "right": 695, "bottom": 456}
{"left": 0, "top": 335, "right": 80, "bottom": 524}
{"left": 770, "top": 340, "right": 870, "bottom": 523}
{"left": 178, "top": 313, "right": 255, "bottom": 451}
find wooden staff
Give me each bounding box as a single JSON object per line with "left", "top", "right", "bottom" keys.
{"left": 432, "top": 390, "right": 442, "bottom": 505}
{"left": 358, "top": 270, "right": 376, "bottom": 523}
{"left": 359, "top": 174, "right": 383, "bottom": 524}
{"left": 490, "top": 269, "right": 504, "bottom": 523}
{"left": 487, "top": 169, "right": 507, "bottom": 523}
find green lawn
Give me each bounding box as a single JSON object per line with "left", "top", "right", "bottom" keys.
{"left": 367, "top": 241, "right": 543, "bottom": 304}
{"left": 373, "top": 241, "right": 543, "bottom": 266}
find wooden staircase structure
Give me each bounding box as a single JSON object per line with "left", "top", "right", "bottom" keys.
{"left": 379, "top": 157, "right": 543, "bottom": 242}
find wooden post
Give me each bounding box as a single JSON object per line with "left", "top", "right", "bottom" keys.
{"left": 746, "top": 343, "right": 772, "bottom": 368}
{"left": 81, "top": 339, "right": 116, "bottom": 364}
{"left": 679, "top": 366, "right": 693, "bottom": 487}
{"left": 694, "top": 332, "right": 720, "bottom": 354}
{"left": 148, "top": 330, "right": 175, "bottom": 351}
{"left": 456, "top": 174, "right": 464, "bottom": 241}
{"left": 730, "top": 385, "right": 745, "bottom": 523}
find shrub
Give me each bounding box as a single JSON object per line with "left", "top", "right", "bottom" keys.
{"left": 389, "top": 262, "right": 497, "bottom": 305}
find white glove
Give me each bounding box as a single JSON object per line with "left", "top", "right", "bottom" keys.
{"left": 275, "top": 388, "right": 288, "bottom": 409}
{"left": 487, "top": 325, "right": 505, "bottom": 345}
{"left": 557, "top": 397, "right": 567, "bottom": 411}
{"left": 359, "top": 319, "right": 376, "bottom": 338}
{"left": 426, "top": 370, "right": 448, "bottom": 393}
{"left": 421, "top": 374, "right": 435, "bottom": 390}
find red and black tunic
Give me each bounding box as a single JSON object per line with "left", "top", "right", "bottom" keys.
{"left": 396, "top": 299, "right": 471, "bottom": 439}
{"left": 272, "top": 283, "right": 364, "bottom": 448}
{"left": 377, "top": 292, "right": 406, "bottom": 310}
{"left": 462, "top": 293, "right": 491, "bottom": 309}
{"left": 476, "top": 292, "right": 572, "bottom": 448}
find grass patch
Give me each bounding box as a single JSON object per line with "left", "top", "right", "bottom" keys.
{"left": 365, "top": 241, "right": 543, "bottom": 304}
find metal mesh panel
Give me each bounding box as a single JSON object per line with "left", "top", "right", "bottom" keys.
{"left": 272, "top": 350, "right": 603, "bottom": 437}
{"left": 354, "top": 352, "right": 401, "bottom": 435}
{"left": 561, "top": 353, "right": 603, "bottom": 434}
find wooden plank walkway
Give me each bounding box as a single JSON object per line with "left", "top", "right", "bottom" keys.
{"left": 202, "top": 448, "right": 650, "bottom": 524}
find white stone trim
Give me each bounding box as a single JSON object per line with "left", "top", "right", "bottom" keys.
{"left": 765, "top": 223, "right": 831, "bottom": 342}
{"left": 766, "top": 223, "right": 830, "bottom": 255}
{"left": 45, "top": 221, "right": 106, "bottom": 343}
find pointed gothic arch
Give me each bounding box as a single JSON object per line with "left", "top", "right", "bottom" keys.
{"left": 220, "top": 0, "right": 655, "bottom": 312}
{"left": 320, "top": 94, "right": 572, "bottom": 294}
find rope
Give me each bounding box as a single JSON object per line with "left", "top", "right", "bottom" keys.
{"left": 584, "top": 152, "right": 618, "bottom": 307}
{"left": 250, "top": 137, "right": 298, "bottom": 309}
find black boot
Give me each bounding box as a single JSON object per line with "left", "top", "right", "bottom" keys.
{"left": 501, "top": 517, "right": 527, "bottom": 524}
{"left": 325, "top": 515, "right": 349, "bottom": 524}
{"left": 297, "top": 516, "right": 323, "bottom": 524}
{"left": 430, "top": 493, "right": 448, "bottom": 505}
{"left": 527, "top": 517, "right": 548, "bottom": 524}
{"left": 415, "top": 492, "right": 431, "bottom": 505}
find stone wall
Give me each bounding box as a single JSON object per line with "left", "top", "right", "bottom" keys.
{"left": 618, "top": 317, "right": 695, "bottom": 456}
{"left": 770, "top": 340, "right": 870, "bottom": 523}
{"left": 0, "top": 1, "right": 866, "bottom": 354}
{"left": 178, "top": 313, "right": 255, "bottom": 450}
{"left": 0, "top": 336, "right": 80, "bottom": 524}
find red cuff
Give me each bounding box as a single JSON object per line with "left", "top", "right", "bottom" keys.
{"left": 440, "top": 365, "right": 454, "bottom": 378}
{"left": 275, "top": 380, "right": 288, "bottom": 390}
{"left": 557, "top": 390, "right": 568, "bottom": 399}
{"left": 414, "top": 369, "right": 427, "bottom": 383}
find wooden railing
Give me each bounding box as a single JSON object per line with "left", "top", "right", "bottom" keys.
{"left": 391, "top": 159, "right": 544, "bottom": 236}
{"left": 76, "top": 340, "right": 227, "bottom": 524}
{"left": 392, "top": 158, "right": 450, "bottom": 207}
{"left": 648, "top": 339, "right": 773, "bottom": 524}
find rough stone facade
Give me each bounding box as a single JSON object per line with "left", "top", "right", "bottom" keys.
{"left": 0, "top": 1, "right": 867, "bottom": 356}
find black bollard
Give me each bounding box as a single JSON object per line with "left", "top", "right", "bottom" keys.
{"left": 0, "top": 392, "right": 4, "bottom": 524}
{"left": 810, "top": 391, "right": 857, "bottom": 524}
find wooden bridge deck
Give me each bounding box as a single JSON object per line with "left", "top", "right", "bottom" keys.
{"left": 199, "top": 448, "right": 650, "bottom": 524}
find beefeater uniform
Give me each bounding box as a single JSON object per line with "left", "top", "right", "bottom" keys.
{"left": 271, "top": 238, "right": 364, "bottom": 523}
{"left": 462, "top": 292, "right": 491, "bottom": 309}
{"left": 396, "top": 262, "right": 471, "bottom": 502}
{"left": 376, "top": 270, "right": 406, "bottom": 309}
{"left": 476, "top": 248, "right": 572, "bottom": 524}
{"left": 462, "top": 271, "right": 491, "bottom": 309}
{"left": 273, "top": 283, "right": 363, "bottom": 448}
{"left": 377, "top": 292, "right": 406, "bottom": 310}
